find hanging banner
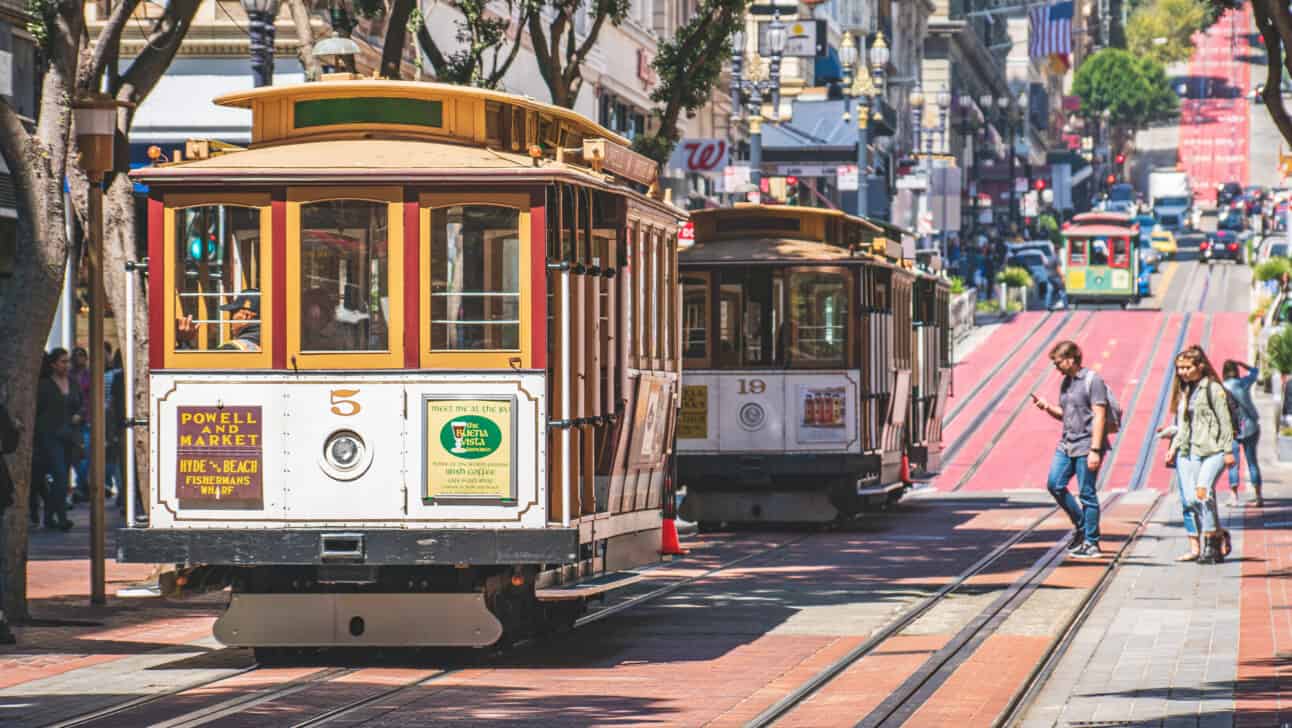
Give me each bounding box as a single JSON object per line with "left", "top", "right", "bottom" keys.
{"left": 670, "top": 139, "right": 729, "bottom": 174}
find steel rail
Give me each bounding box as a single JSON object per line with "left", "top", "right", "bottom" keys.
{"left": 944, "top": 311, "right": 1059, "bottom": 424}
{"left": 947, "top": 311, "right": 1098, "bottom": 491}
{"left": 940, "top": 311, "right": 1090, "bottom": 472}
{"left": 154, "top": 667, "right": 354, "bottom": 728}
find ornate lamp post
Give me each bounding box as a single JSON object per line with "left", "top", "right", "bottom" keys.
{"left": 730, "top": 17, "right": 787, "bottom": 191}
{"left": 240, "top": 0, "right": 281, "bottom": 87}
{"left": 839, "top": 31, "right": 888, "bottom": 218}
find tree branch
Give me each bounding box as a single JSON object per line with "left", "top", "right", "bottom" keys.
{"left": 488, "top": 6, "right": 532, "bottom": 85}
{"left": 115, "top": 0, "right": 201, "bottom": 103}
{"left": 379, "top": 0, "right": 415, "bottom": 79}
{"left": 416, "top": 22, "right": 450, "bottom": 78}
{"left": 0, "top": 102, "right": 36, "bottom": 222}
{"left": 287, "top": 0, "right": 322, "bottom": 82}
{"left": 86, "top": 0, "right": 144, "bottom": 89}
{"left": 1255, "top": 0, "right": 1292, "bottom": 146}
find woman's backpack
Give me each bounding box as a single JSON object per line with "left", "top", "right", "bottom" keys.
{"left": 1205, "top": 382, "right": 1242, "bottom": 437}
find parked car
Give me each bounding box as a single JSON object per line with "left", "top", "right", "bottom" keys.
{"left": 1202, "top": 230, "right": 1243, "bottom": 263}
{"left": 1150, "top": 229, "right": 1178, "bottom": 258}
{"left": 1006, "top": 240, "right": 1057, "bottom": 262}
{"left": 1137, "top": 265, "right": 1152, "bottom": 299}
{"left": 1138, "top": 241, "right": 1161, "bottom": 272}
{"left": 1263, "top": 239, "right": 1290, "bottom": 261}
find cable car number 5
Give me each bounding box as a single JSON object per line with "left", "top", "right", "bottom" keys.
{"left": 737, "top": 379, "right": 766, "bottom": 395}
{"left": 330, "top": 389, "right": 361, "bottom": 416}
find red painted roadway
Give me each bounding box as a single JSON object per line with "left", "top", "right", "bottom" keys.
{"left": 1179, "top": 7, "right": 1252, "bottom": 205}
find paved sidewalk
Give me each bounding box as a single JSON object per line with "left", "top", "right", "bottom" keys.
{"left": 1019, "top": 385, "right": 1289, "bottom": 727}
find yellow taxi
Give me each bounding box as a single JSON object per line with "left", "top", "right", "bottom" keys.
{"left": 1150, "top": 229, "right": 1178, "bottom": 258}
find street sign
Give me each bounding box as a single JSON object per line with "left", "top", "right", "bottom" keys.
{"left": 897, "top": 173, "right": 928, "bottom": 191}
{"left": 724, "top": 165, "right": 751, "bottom": 191}
{"left": 774, "top": 164, "right": 832, "bottom": 177}
{"left": 837, "top": 164, "right": 859, "bottom": 191}
{"left": 670, "top": 138, "right": 729, "bottom": 174}
{"left": 1023, "top": 190, "right": 1039, "bottom": 218}
{"left": 758, "top": 19, "right": 826, "bottom": 57}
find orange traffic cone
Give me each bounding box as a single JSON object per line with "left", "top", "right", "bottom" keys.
{"left": 660, "top": 517, "right": 688, "bottom": 556}
{"left": 900, "top": 454, "right": 912, "bottom": 485}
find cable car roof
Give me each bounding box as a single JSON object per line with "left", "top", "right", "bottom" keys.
{"left": 680, "top": 237, "right": 861, "bottom": 263}
{"left": 1062, "top": 224, "right": 1136, "bottom": 237}
{"left": 690, "top": 204, "right": 887, "bottom": 233}
{"left": 1070, "top": 211, "right": 1135, "bottom": 226}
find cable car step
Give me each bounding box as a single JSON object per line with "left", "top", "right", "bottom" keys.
{"left": 534, "top": 571, "right": 645, "bottom": 601}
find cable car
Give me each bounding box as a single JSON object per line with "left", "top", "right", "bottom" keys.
{"left": 1062, "top": 222, "right": 1141, "bottom": 308}
{"left": 121, "top": 79, "right": 684, "bottom": 653}
{"left": 674, "top": 206, "right": 950, "bottom": 523}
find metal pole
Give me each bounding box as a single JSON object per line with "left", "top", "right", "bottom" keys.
{"left": 124, "top": 262, "right": 136, "bottom": 526}
{"left": 88, "top": 179, "right": 106, "bottom": 606}
{"left": 857, "top": 108, "right": 870, "bottom": 218}
{"left": 750, "top": 114, "right": 763, "bottom": 192}
{"left": 248, "top": 11, "right": 275, "bottom": 88}
{"left": 1009, "top": 118, "right": 1018, "bottom": 228}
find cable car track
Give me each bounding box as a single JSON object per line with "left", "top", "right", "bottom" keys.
{"left": 746, "top": 264, "right": 1216, "bottom": 726}
{"left": 945, "top": 311, "right": 1063, "bottom": 424}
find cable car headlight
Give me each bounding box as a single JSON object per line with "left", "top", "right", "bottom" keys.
{"left": 320, "top": 430, "right": 372, "bottom": 481}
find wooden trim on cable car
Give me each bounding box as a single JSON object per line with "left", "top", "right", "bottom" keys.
{"left": 162, "top": 192, "right": 274, "bottom": 370}
{"left": 285, "top": 186, "right": 405, "bottom": 369}
{"left": 417, "top": 192, "right": 534, "bottom": 370}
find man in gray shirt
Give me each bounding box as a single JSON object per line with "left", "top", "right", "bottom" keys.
{"left": 1031, "top": 340, "right": 1109, "bottom": 559}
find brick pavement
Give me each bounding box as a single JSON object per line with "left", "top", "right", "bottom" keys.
{"left": 1018, "top": 386, "right": 1288, "bottom": 727}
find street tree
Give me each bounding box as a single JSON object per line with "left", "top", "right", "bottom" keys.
{"left": 0, "top": 0, "right": 200, "bottom": 620}
{"left": 1246, "top": 0, "right": 1292, "bottom": 149}
{"left": 1127, "top": 0, "right": 1211, "bottom": 65}
{"left": 528, "top": 0, "right": 631, "bottom": 108}
{"left": 1073, "top": 48, "right": 1177, "bottom": 132}
{"left": 411, "top": 0, "right": 539, "bottom": 87}
{"left": 633, "top": 0, "right": 746, "bottom": 165}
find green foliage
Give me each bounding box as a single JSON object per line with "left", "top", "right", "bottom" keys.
{"left": 1127, "top": 0, "right": 1211, "bottom": 65}
{"left": 1073, "top": 48, "right": 1178, "bottom": 130}
{"left": 1038, "top": 213, "right": 1061, "bottom": 245}
{"left": 996, "top": 266, "right": 1034, "bottom": 289}
{"left": 634, "top": 0, "right": 746, "bottom": 164}
{"left": 976, "top": 299, "right": 1001, "bottom": 314}
{"left": 414, "top": 0, "right": 537, "bottom": 88}
{"left": 949, "top": 276, "right": 967, "bottom": 295}
{"left": 25, "top": 0, "right": 56, "bottom": 51}
{"left": 1268, "top": 325, "right": 1292, "bottom": 375}
{"left": 1254, "top": 257, "right": 1292, "bottom": 283}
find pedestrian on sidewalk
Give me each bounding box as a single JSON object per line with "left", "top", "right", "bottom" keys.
{"left": 1222, "top": 359, "right": 1264, "bottom": 507}
{"left": 1166, "top": 346, "right": 1235, "bottom": 564}
{"left": 33, "top": 348, "right": 79, "bottom": 532}
{"left": 68, "top": 346, "right": 90, "bottom": 504}
{"left": 1031, "top": 340, "right": 1109, "bottom": 559}
{"left": 0, "top": 381, "right": 21, "bottom": 644}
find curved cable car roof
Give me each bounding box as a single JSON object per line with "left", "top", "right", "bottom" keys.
{"left": 1062, "top": 224, "right": 1137, "bottom": 237}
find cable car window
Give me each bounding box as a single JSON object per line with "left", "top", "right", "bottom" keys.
{"left": 1068, "top": 238, "right": 1087, "bottom": 266}
{"left": 682, "top": 274, "right": 709, "bottom": 361}
{"left": 788, "top": 270, "right": 849, "bottom": 368}
{"left": 174, "top": 205, "right": 263, "bottom": 352}
{"left": 1110, "top": 236, "right": 1130, "bottom": 268}
{"left": 431, "top": 205, "right": 521, "bottom": 350}
{"left": 1089, "top": 238, "right": 1109, "bottom": 266}
{"left": 300, "top": 200, "right": 390, "bottom": 352}
{"left": 716, "top": 269, "right": 779, "bottom": 368}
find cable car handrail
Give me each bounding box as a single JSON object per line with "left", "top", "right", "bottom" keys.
{"left": 429, "top": 319, "right": 522, "bottom": 325}
{"left": 430, "top": 291, "right": 520, "bottom": 297}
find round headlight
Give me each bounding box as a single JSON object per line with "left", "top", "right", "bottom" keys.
{"left": 325, "top": 431, "right": 364, "bottom": 470}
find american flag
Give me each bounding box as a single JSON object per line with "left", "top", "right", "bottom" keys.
{"left": 1029, "top": 1, "right": 1074, "bottom": 58}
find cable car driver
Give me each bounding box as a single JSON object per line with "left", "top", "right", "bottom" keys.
{"left": 175, "top": 290, "right": 261, "bottom": 352}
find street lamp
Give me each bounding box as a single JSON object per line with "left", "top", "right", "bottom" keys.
{"left": 729, "top": 16, "right": 787, "bottom": 191}
{"left": 240, "top": 0, "right": 281, "bottom": 87}
{"left": 840, "top": 32, "right": 886, "bottom": 218}
{"left": 71, "top": 93, "right": 123, "bottom": 607}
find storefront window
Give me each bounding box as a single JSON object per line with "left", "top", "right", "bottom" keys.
{"left": 173, "top": 205, "right": 263, "bottom": 352}
{"left": 299, "top": 200, "right": 390, "bottom": 352}
{"left": 788, "top": 270, "right": 848, "bottom": 368}
{"left": 431, "top": 205, "right": 521, "bottom": 350}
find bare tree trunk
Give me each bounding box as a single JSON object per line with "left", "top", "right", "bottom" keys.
{"left": 379, "top": 0, "right": 415, "bottom": 80}
{"left": 288, "top": 0, "right": 322, "bottom": 81}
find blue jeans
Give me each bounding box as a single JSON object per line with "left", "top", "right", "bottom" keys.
{"left": 1178, "top": 452, "right": 1225, "bottom": 533}
{"left": 73, "top": 423, "right": 89, "bottom": 496}
{"left": 1227, "top": 435, "right": 1262, "bottom": 490}
{"left": 1047, "top": 448, "right": 1101, "bottom": 544}
{"left": 1044, "top": 278, "right": 1066, "bottom": 309}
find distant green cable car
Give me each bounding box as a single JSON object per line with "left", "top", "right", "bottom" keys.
{"left": 1062, "top": 222, "right": 1141, "bottom": 308}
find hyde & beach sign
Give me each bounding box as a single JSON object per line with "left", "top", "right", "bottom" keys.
{"left": 175, "top": 405, "right": 263, "bottom": 508}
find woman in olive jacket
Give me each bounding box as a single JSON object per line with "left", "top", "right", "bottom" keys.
{"left": 1166, "top": 346, "right": 1235, "bottom": 564}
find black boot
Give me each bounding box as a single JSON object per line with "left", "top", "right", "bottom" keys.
{"left": 1199, "top": 533, "right": 1217, "bottom": 564}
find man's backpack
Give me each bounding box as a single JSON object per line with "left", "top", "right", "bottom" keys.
{"left": 1081, "top": 370, "right": 1123, "bottom": 434}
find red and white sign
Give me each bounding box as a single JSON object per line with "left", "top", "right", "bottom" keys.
{"left": 670, "top": 138, "right": 730, "bottom": 174}
{"left": 678, "top": 221, "right": 695, "bottom": 245}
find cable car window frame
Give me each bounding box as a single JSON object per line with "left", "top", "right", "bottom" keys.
{"left": 1109, "top": 235, "right": 1131, "bottom": 269}
{"left": 162, "top": 192, "right": 273, "bottom": 370}
{"left": 1067, "top": 237, "right": 1088, "bottom": 267}
{"left": 287, "top": 187, "right": 405, "bottom": 370}
{"left": 786, "top": 266, "right": 853, "bottom": 370}
{"left": 681, "top": 270, "right": 712, "bottom": 368}
{"left": 420, "top": 192, "right": 533, "bottom": 370}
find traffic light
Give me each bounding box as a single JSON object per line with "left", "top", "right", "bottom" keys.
{"left": 1034, "top": 178, "right": 1047, "bottom": 191}
{"left": 1106, "top": 174, "right": 1116, "bottom": 186}
{"left": 1115, "top": 153, "right": 1126, "bottom": 165}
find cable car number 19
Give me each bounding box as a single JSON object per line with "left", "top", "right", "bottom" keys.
{"left": 737, "top": 379, "right": 766, "bottom": 395}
